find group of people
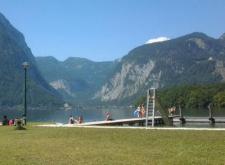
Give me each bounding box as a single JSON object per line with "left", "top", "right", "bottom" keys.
{"left": 0, "top": 115, "right": 23, "bottom": 126}
{"left": 68, "top": 112, "right": 113, "bottom": 124}
{"left": 133, "top": 104, "right": 146, "bottom": 118}
{"left": 68, "top": 115, "right": 83, "bottom": 124}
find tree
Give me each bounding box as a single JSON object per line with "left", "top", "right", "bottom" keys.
{"left": 213, "top": 91, "right": 225, "bottom": 107}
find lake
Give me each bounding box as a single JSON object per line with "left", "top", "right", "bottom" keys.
{"left": 0, "top": 106, "right": 134, "bottom": 123}
{"left": 1, "top": 106, "right": 225, "bottom": 128}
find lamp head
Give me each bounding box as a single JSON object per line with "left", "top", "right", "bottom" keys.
{"left": 22, "top": 62, "right": 29, "bottom": 69}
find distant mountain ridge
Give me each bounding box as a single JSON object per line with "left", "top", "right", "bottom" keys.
{"left": 37, "top": 32, "right": 225, "bottom": 105}
{"left": 0, "top": 12, "right": 63, "bottom": 108}
{"left": 95, "top": 32, "right": 225, "bottom": 104}
{"left": 36, "top": 56, "right": 118, "bottom": 103}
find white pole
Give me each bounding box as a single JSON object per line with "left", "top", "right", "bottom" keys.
{"left": 145, "top": 89, "right": 149, "bottom": 128}
{"left": 152, "top": 88, "right": 155, "bottom": 127}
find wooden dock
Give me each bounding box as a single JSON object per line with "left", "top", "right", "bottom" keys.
{"left": 79, "top": 116, "right": 163, "bottom": 126}
{"left": 38, "top": 116, "right": 225, "bottom": 128}
{"left": 78, "top": 116, "right": 225, "bottom": 126}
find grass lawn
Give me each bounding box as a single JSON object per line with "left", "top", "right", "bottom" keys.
{"left": 0, "top": 125, "right": 225, "bottom": 165}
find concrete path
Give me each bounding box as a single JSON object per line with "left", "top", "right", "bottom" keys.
{"left": 37, "top": 123, "right": 225, "bottom": 131}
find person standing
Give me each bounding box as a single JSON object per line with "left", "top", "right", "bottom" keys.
{"left": 133, "top": 106, "right": 140, "bottom": 117}
{"left": 68, "top": 115, "right": 74, "bottom": 124}
{"left": 140, "top": 104, "right": 146, "bottom": 118}
{"left": 2, "top": 115, "right": 9, "bottom": 126}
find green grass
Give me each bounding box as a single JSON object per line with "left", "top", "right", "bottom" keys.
{"left": 0, "top": 125, "right": 225, "bottom": 165}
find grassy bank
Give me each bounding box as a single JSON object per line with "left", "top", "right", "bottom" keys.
{"left": 0, "top": 125, "right": 224, "bottom": 165}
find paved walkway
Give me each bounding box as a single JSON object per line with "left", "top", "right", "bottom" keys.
{"left": 37, "top": 124, "right": 225, "bottom": 131}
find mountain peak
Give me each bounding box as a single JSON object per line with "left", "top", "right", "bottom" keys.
{"left": 184, "top": 32, "right": 209, "bottom": 39}
{"left": 64, "top": 57, "right": 92, "bottom": 63}
{"left": 0, "top": 12, "right": 26, "bottom": 49}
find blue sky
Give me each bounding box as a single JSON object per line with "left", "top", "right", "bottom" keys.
{"left": 0, "top": 0, "right": 225, "bottom": 61}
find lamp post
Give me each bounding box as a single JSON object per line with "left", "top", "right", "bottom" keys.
{"left": 22, "top": 62, "right": 29, "bottom": 125}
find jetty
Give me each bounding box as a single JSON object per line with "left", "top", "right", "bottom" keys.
{"left": 78, "top": 116, "right": 225, "bottom": 126}
{"left": 37, "top": 116, "right": 225, "bottom": 128}
{"left": 80, "top": 116, "right": 165, "bottom": 126}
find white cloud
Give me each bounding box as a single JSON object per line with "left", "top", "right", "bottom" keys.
{"left": 145, "top": 37, "right": 170, "bottom": 44}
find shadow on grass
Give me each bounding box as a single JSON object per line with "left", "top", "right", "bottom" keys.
{"left": 14, "top": 126, "right": 26, "bottom": 130}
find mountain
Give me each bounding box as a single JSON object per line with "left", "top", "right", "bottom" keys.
{"left": 0, "top": 13, "right": 63, "bottom": 109}
{"left": 220, "top": 33, "right": 225, "bottom": 40}
{"left": 96, "top": 32, "right": 225, "bottom": 104}
{"left": 36, "top": 56, "right": 117, "bottom": 103}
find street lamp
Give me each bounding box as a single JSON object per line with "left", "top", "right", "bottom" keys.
{"left": 22, "top": 62, "right": 29, "bottom": 125}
